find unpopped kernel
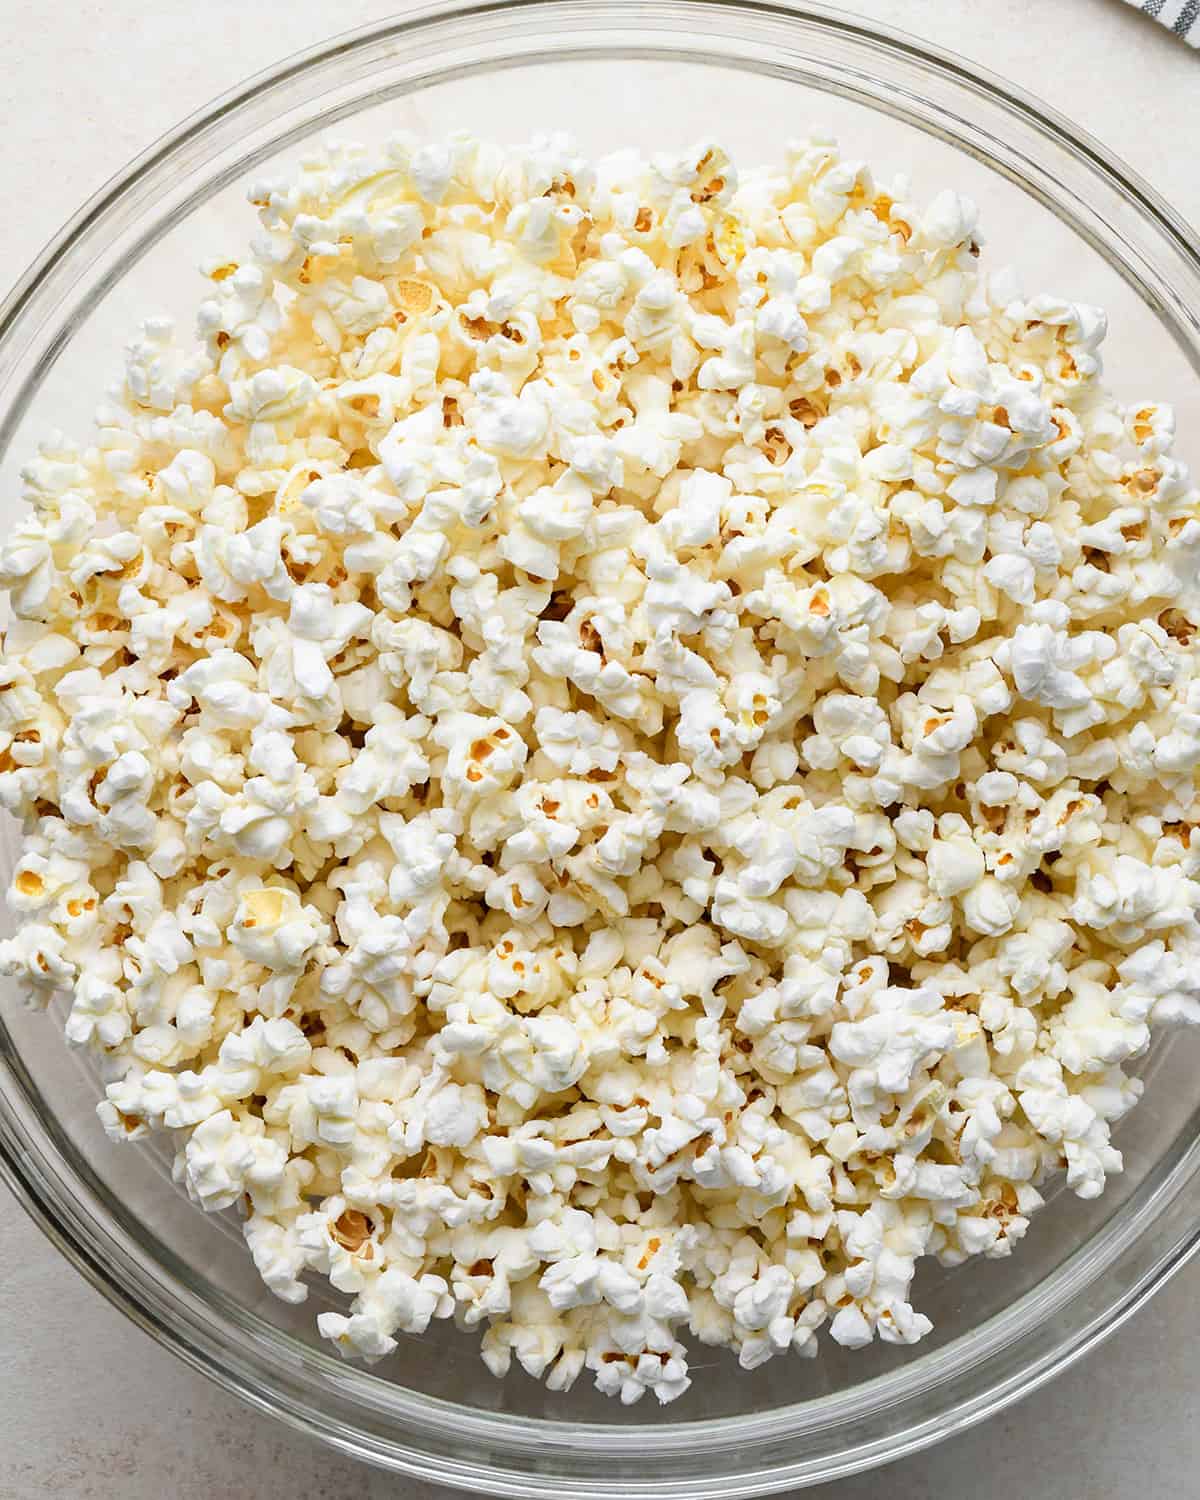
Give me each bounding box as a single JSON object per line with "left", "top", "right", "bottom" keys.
{"left": 2, "top": 132, "right": 1199, "bottom": 1406}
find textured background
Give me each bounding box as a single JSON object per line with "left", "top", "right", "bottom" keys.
{"left": 2, "top": 2, "right": 1198, "bottom": 1495}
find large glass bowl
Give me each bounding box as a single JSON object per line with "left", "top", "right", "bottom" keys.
{"left": 2, "top": 3, "right": 1199, "bottom": 1494}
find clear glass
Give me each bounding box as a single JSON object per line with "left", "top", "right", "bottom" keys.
{"left": 2, "top": 2, "right": 1200, "bottom": 1493}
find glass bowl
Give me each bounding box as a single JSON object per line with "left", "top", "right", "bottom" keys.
{"left": 2, "top": 2, "right": 1200, "bottom": 1493}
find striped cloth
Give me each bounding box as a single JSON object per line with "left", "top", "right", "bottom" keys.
{"left": 1123, "top": 0, "right": 1200, "bottom": 45}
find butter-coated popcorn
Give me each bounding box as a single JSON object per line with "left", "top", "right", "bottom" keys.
{"left": 3, "top": 130, "right": 1200, "bottom": 1406}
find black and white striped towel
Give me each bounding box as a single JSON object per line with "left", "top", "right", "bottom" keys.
{"left": 1123, "top": 0, "right": 1200, "bottom": 46}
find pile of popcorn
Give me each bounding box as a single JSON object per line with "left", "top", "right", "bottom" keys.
{"left": 2, "top": 131, "right": 1199, "bottom": 1406}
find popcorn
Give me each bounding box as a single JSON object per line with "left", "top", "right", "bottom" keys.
{"left": 5, "top": 129, "right": 1200, "bottom": 1410}
{"left": 229, "top": 887, "right": 327, "bottom": 970}
{"left": 181, "top": 1109, "right": 290, "bottom": 1211}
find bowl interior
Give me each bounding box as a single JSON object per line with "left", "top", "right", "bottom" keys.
{"left": 2, "top": 6, "right": 1200, "bottom": 1455}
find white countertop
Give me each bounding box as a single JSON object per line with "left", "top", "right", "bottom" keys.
{"left": 2, "top": 1, "right": 1198, "bottom": 1494}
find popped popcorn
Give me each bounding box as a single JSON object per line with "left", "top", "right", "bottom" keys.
{"left": 4, "top": 130, "right": 1200, "bottom": 1408}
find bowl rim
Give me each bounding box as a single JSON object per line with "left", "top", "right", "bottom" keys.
{"left": 2, "top": 2, "right": 1200, "bottom": 1493}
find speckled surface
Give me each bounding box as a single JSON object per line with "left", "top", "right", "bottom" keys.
{"left": 2, "top": 2, "right": 1198, "bottom": 1494}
